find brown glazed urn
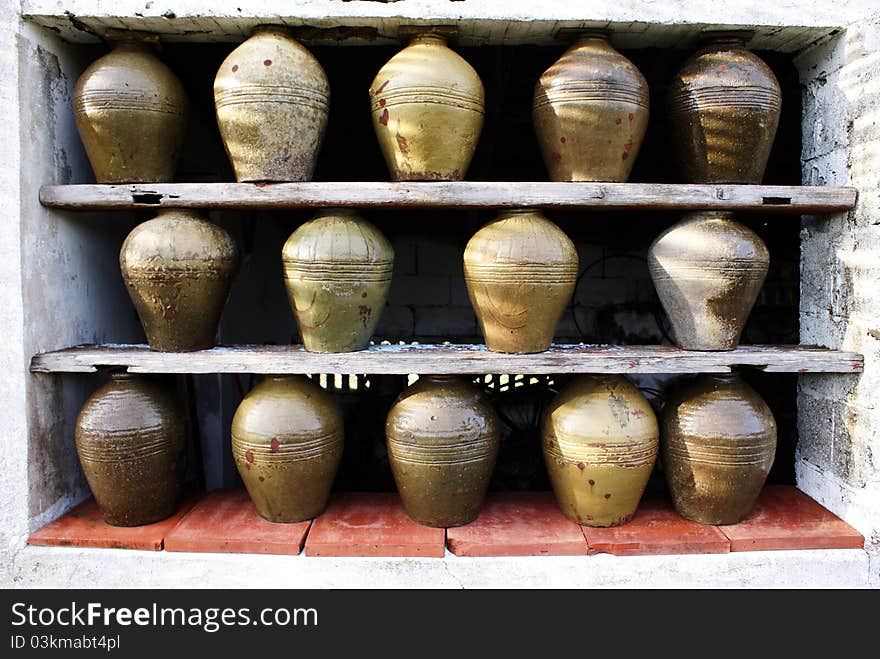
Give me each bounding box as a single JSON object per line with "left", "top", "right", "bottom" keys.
{"left": 369, "top": 31, "right": 484, "bottom": 181}
{"left": 533, "top": 31, "right": 650, "bottom": 182}
{"left": 214, "top": 26, "right": 330, "bottom": 182}
{"left": 120, "top": 209, "right": 239, "bottom": 352}
{"left": 667, "top": 31, "right": 781, "bottom": 183}
{"left": 75, "top": 372, "right": 186, "bottom": 526}
{"left": 661, "top": 373, "right": 777, "bottom": 525}
{"left": 231, "top": 375, "right": 343, "bottom": 523}
{"left": 386, "top": 375, "right": 499, "bottom": 527}
{"left": 73, "top": 36, "right": 188, "bottom": 183}
{"left": 282, "top": 209, "right": 394, "bottom": 353}
{"left": 542, "top": 375, "right": 658, "bottom": 527}
{"left": 464, "top": 208, "right": 578, "bottom": 353}
{"left": 648, "top": 210, "right": 769, "bottom": 351}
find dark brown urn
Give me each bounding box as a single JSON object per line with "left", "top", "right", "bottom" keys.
{"left": 661, "top": 373, "right": 777, "bottom": 525}
{"left": 75, "top": 372, "right": 186, "bottom": 526}
{"left": 667, "top": 31, "right": 781, "bottom": 183}
{"left": 534, "top": 31, "right": 650, "bottom": 182}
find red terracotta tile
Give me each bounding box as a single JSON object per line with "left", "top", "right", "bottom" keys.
{"left": 446, "top": 492, "right": 589, "bottom": 556}
{"left": 28, "top": 492, "right": 202, "bottom": 551}
{"left": 582, "top": 496, "right": 730, "bottom": 556}
{"left": 304, "top": 492, "right": 445, "bottom": 557}
{"left": 720, "top": 485, "right": 865, "bottom": 552}
{"left": 164, "top": 489, "right": 310, "bottom": 555}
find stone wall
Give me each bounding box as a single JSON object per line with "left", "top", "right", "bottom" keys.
{"left": 796, "top": 17, "right": 880, "bottom": 586}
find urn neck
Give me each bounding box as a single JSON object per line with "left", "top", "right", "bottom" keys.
{"left": 251, "top": 24, "right": 291, "bottom": 38}
{"left": 572, "top": 30, "right": 613, "bottom": 48}
{"left": 705, "top": 373, "right": 741, "bottom": 386}
{"left": 408, "top": 33, "right": 448, "bottom": 47}
{"left": 698, "top": 30, "right": 751, "bottom": 49}
{"left": 109, "top": 370, "right": 134, "bottom": 382}
{"left": 110, "top": 40, "right": 155, "bottom": 54}
{"left": 421, "top": 374, "right": 458, "bottom": 383}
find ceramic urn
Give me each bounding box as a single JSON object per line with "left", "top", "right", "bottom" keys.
{"left": 370, "top": 31, "right": 484, "bottom": 181}
{"left": 386, "top": 375, "right": 500, "bottom": 527}
{"left": 231, "top": 375, "right": 343, "bottom": 523}
{"left": 648, "top": 210, "right": 769, "bottom": 351}
{"left": 214, "top": 26, "right": 330, "bottom": 182}
{"left": 667, "top": 31, "right": 781, "bottom": 183}
{"left": 120, "top": 209, "right": 239, "bottom": 352}
{"left": 534, "top": 31, "right": 650, "bottom": 182}
{"left": 542, "top": 375, "right": 659, "bottom": 527}
{"left": 282, "top": 209, "right": 394, "bottom": 353}
{"left": 75, "top": 372, "right": 186, "bottom": 526}
{"left": 464, "top": 208, "right": 578, "bottom": 353}
{"left": 73, "top": 36, "right": 188, "bottom": 183}
{"left": 661, "top": 373, "right": 777, "bottom": 525}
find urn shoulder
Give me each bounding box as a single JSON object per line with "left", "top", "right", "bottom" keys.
{"left": 369, "top": 34, "right": 483, "bottom": 100}
{"left": 120, "top": 210, "right": 239, "bottom": 268}
{"left": 464, "top": 209, "right": 578, "bottom": 266}
{"left": 649, "top": 211, "right": 770, "bottom": 264}
{"left": 282, "top": 209, "right": 394, "bottom": 265}
{"left": 214, "top": 27, "right": 329, "bottom": 97}
{"left": 232, "top": 375, "right": 343, "bottom": 439}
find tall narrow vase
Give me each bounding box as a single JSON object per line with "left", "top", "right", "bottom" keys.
{"left": 120, "top": 209, "right": 239, "bottom": 352}
{"left": 648, "top": 211, "right": 769, "bottom": 350}
{"left": 661, "top": 373, "right": 777, "bottom": 524}
{"left": 214, "top": 26, "right": 330, "bottom": 182}
{"left": 370, "top": 31, "right": 484, "bottom": 181}
{"left": 667, "top": 31, "right": 781, "bottom": 183}
{"left": 386, "top": 375, "right": 499, "bottom": 527}
{"left": 542, "top": 375, "right": 658, "bottom": 527}
{"left": 75, "top": 372, "right": 186, "bottom": 526}
{"left": 282, "top": 209, "right": 394, "bottom": 352}
{"left": 73, "top": 36, "right": 188, "bottom": 183}
{"left": 534, "top": 31, "right": 650, "bottom": 182}
{"left": 464, "top": 208, "right": 578, "bottom": 353}
{"left": 231, "top": 375, "right": 343, "bottom": 523}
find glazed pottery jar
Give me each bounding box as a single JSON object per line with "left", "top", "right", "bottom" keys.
{"left": 214, "top": 26, "right": 330, "bottom": 182}
{"left": 75, "top": 372, "right": 186, "bottom": 526}
{"left": 648, "top": 210, "right": 769, "bottom": 351}
{"left": 533, "top": 31, "right": 650, "bottom": 182}
{"left": 73, "top": 36, "right": 188, "bottom": 183}
{"left": 369, "top": 31, "right": 484, "bottom": 181}
{"left": 282, "top": 209, "right": 394, "bottom": 352}
{"left": 120, "top": 209, "right": 239, "bottom": 352}
{"left": 231, "top": 375, "right": 343, "bottom": 523}
{"left": 661, "top": 373, "right": 777, "bottom": 524}
{"left": 542, "top": 375, "right": 658, "bottom": 527}
{"left": 386, "top": 375, "right": 499, "bottom": 527}
{"left": 464, "top": 208, "right": 578, "bottom": 353}
{"left": 667, "top": 31, "right": 781, "bottom": 183}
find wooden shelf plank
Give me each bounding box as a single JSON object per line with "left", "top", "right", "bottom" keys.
{"left": 29, "top": 343, "right": 864, "bottom": 375}
{"left": 38, "top": 182, "right": 857, "bottom": 214}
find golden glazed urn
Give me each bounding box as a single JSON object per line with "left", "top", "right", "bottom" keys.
{"left": 231, "top": 375, "right": 343, "bottom": 523}
{"left": 667, "top": 31, "right": 781, "bottom": 183}
{"left": 533, "top": 31, "right": 650, "bottom": 182}
{"left": 214, "top": 26, "right": 330, "bottom": 182}
{"left": 661, "top": 373, "right": 777, "bottom": 525}
{"left": 120, "top": 209, "right": 239, "bottom": 352}
{"left": 543, "top": 375, "right": 658, "bottom": 527}
{"left": 282, "top": 209, "right": 394, "bottom": 353}
{"left": 369, "top": 31, "right": 484, "bottom": 181}
{"left": 648, "top": 210, "right": 769, "bottom": 351}
{"left": 73, "top": 36, "right": 188, "bottom": 183}
{"left": 386, "top": 375, "right": 500, "bottom": 527}
{"left": 75, "top": 372, "right": 186, "bottom": 526}
{"left": 464, "top": 208, "right": 578, "bottom": 353}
